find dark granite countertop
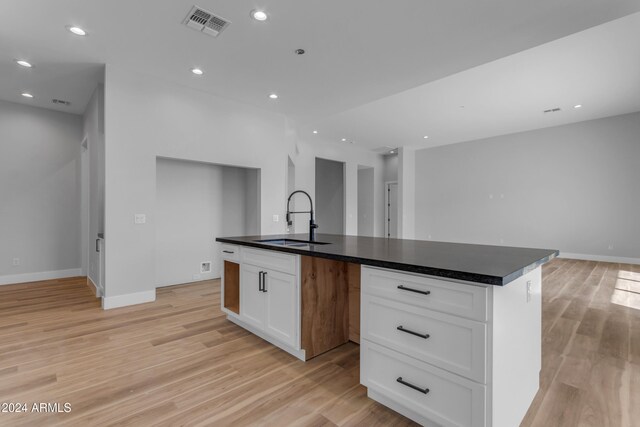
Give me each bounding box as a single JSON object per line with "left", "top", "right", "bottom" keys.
{"left": 216, "top": 234, "right": 558, "bottom": 286}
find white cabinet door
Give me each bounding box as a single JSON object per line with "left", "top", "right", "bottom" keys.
{"left": 240, "top": 263, "right": 265, "bottom": 330}
{"left": 264, "top": 269, "right": 297, "bottom": 347}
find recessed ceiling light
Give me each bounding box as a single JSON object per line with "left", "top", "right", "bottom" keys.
{"left": 341, "top": 138, "right": 347, "bottom": 142}
{"left": 191, "top": 68, "right": 204, "bottom": 75}
{"left": 423, "top": 135, "right": 429, "bottom": 139}
{"left": 574, "top": 104, "right": 582, "bottom": 109}
{"left": 269, "top": 93, "right": 278, "bottom": 99}
{"left": 312, "top": 130, "right": 318, "bottom": 134}
{"left": 251, "top": 10, "right": 268, "bottom": 21}
{"left": 390, "top": 150, "right": 395, "bottom": 154}
{"left": 68, "top": 26, "right": 87, "bottom": 36}
{"left": 15, "top": 60, "right": 33, "bottom": 68}
{"left": 21, "top": 93, "right": 34, "bottom": 98}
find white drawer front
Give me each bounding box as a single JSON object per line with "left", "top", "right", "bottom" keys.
{"left": 362, "top": 267, "right": 488, "bottom": 321}
{"left": 220, "top": 244, "right": 240, "bottom": 262}
{"left": 363, "top": 295, "right": 486, "bottom": 383}
{"left": 242, "top": 247, "right": 297, "bottom": 275}
{"left": 362, "top": 340, "right": 486, "bottom": 427}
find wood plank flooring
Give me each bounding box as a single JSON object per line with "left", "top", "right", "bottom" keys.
{"left": 522, "top": 258, "right": 640, "bottom": 427}
{"left": 0, "top": 259, "right": 638, "bottom": 426}
{"left": 0, "top": 276, "right": 415, "bottom": 426}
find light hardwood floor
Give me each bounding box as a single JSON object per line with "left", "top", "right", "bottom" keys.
{"left": 0, "top": 259, "right": 638, "bottom": 426}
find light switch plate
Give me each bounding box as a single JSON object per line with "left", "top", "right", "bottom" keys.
{"left": 273, "top": 215, "right": 279, "bottom": 222}
{"left": 134, "top": 214, "right": 146, "bottom": 224}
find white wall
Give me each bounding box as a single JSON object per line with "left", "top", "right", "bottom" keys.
{"left": 104, "top": 66, "right": 291, "bottom": 305}
{"left": 289, "top": 135, "right": 386, "bottom": 237}
{"left": 103, "top": 66, "right": 387, "bottom": 306}
{"left": 414, "top": 112, "right": 640, "bottom": 262}
{"left": 315, "top": 158, "right": 345, "bottom": 235}
{"left": 383, "top": 154, "right": 398, "bottom": 183}
{"left": 155, "top": 158, "right": 256, "bottom": 287}
{"left": 398, "top": 147, "right": 416, "bottom": 239}
{"left": 0, "top": 100, "right": 82, "bottom": 284}
{"left": 358, "top": 167, "right": 375, "bottom": 236}
{"left": 244, "top": 168, "right": 260, "bottom": 235}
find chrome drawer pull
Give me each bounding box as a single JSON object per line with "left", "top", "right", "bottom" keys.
{"left": 397, "top": 325, "right": 430, "bottom": 339}
{"left": 397, "top": 377, "right": 430, "bottom": 394}
{"left": 397, "top": 285, "right": 431, "bottom": 296}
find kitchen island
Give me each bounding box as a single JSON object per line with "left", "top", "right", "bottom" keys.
{"left": 216, "top": 233, "right": 557, "bottom": 427}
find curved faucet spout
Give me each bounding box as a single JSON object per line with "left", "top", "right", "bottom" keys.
{"left": 286, "top": 190, "right": 319, "bottom": 242}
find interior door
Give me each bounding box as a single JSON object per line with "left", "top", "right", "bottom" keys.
{"left": 240, "top": 263, "right": 265, "bottom": 330}
{"left": 386, "top": 182, "right": 398, "bottom": 238}
{"left": 264, "top": 270, "right": 297, "bottom": 347}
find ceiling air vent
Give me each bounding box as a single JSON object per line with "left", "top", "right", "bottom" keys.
{"left": 52, "top": 99, "right": 71, "bottom": 106}
{"left": 183, "top": 6, "right": 230, "bottom": 37}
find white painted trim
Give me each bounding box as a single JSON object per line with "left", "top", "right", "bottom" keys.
{"left": 87, "top": 277, "right": 103, "bottom": 298}
{"left": 559, "top": 252, "right": 640, "bottom": 265}
{"left": 102, "top": 289, "right": 156, "bottom": 309}
{"left": 0, "top": 268, "right": 82, "bottom": 286}
{"left": 155, "top": 273, "right": 217, "bottom": 288}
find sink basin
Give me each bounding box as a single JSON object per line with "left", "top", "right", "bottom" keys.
{"left": 255, "top": 238, "right": 330, "bottom": 247}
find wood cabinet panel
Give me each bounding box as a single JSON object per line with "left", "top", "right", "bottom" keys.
{"left": 301, "top": 256, "right": 350, "bottom": 359}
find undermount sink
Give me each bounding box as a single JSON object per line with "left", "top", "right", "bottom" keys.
{"left": 255, "top": 238, "right": 331, "bottom": 247}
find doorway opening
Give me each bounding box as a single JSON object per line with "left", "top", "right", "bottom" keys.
{"left": 315, "top": 158, "right": 345, "bottom": 235}
{"left": 155, "top": 157, "right": 260, "bottom": 288}
{"left": 386, "top": 181, "right": 398, "bottom": 238}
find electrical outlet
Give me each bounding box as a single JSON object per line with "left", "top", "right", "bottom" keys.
{"left": 273, "top": 214, "right": 279, "bottom": 222}
{"left": 192, "top": 274, "right": 201, "bottom": 281}
{"left": 134, "top": 214, "right": 146, "bottom": 224}
{"left": 608, "top": 244, "right": 614, "bottom": 250}
{"left": 12, "top": 258, "right": 20, "bottom": 266}
{"left": 526, "top": 281, "right": 532, "bottom": 302}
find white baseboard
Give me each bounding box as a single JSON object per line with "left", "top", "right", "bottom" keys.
{"left": 102, "top": 289, "right": 156, "bottom": 309}
{"left": 559, "top": 252, "right": 640, "bottom": 265}
{"left": 0, "top": 268, "right": 83, "bottom": 286}
{"left": 87, "top": 273, "right": 103, "bottom": 297}
{"left": 155, "top": 273, "right": 218, "bottom": 288}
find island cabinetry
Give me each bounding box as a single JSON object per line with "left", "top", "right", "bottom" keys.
{"left": 217, "top": 234, "right": 552, "bottom": 427}
{"left": 361, "top": 265, "right": 542, "bottom": 427}
{"left": 239, "top": 248, "right": 299, "bottom": 349}
{"left": 363, "top": 267, "right": 488, "bottom": 321}
{"left": 221, "top": 244, "right": 240, "bottom": 316}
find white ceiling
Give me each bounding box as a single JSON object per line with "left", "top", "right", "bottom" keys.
{"left": 310, "top": 12, "right": 640, "bottom": 150}
{"left": 0, "top": 0, "right": 639, "bottom": 141}
{"left": 0, "top": 49, "right": 103, "bottom": 114}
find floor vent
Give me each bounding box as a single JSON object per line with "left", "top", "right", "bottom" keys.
{"left": 200, "top": 261, "right": 212, "bottom": 274}
{"left": 184, "top": 6, "right": 230, "bottom": 37}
